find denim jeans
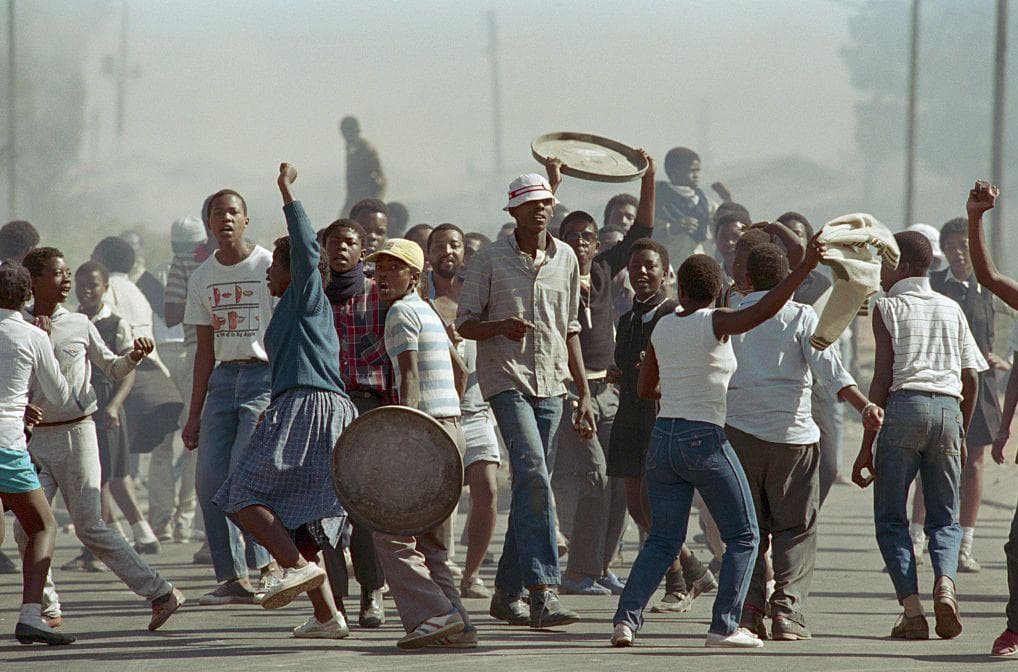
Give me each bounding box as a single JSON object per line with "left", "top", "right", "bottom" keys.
{"left": 196, "top": 361, "right": 272, "bottom": 582}
{"left": 488, "top": 390, "right": 564, "bottom": 593}
{"left": 614, "top": 418, "right": 759, "bottom": 636}
{"left": 874, "top": 390, "right": 963, "bottom": 601}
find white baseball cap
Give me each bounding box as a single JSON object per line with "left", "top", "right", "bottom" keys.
{"left": 504, "top": 173, "right": 559, "bottom": 212}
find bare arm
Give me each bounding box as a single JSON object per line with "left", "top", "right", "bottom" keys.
{"left": 634, "top": 151, "right": 656, "bottom": 230}
{"left": 852, "top": 307, "right": 893, "bottom": 487}
{"left": 967, "top": 181, "right": 1018, "bottom": 307}
{"left": 457, "top": 317, "right": 530, "bottom": 342}
{"left": 993, "top": 354, "right": 1018, "bottom": 464}
{"left": 637, "top": 342, "right": 661, "bottom": 400}
{"left": 165, "top": 303, "right": 185, "bottom": 328}
{"left": 763, "top": 221, "right": 805, "bottom": 268}
{"left": 395, "top": 350, "right": 421, "bottom": 410}
{"left": 566, "top": 332, "right": 595, "bottom": 439}
{"left": 183, "top": 325, "right": 215, "bottom": 450}
{"left": 712, "top": 235, "right": 823, "bottom": 339}
{"left": 448, "top": 345, "right": 468, "bottom": 399}
{"left": 960, "top": 367, "right": 979, "bottom": 434}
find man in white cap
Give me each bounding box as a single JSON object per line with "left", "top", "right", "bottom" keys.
{"left": 457, "top": 173, "right": 596, "bottom": 629}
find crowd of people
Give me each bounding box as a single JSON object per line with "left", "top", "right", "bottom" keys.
{"left": 0, "top": 123, "right": 1016, "bottom": 657}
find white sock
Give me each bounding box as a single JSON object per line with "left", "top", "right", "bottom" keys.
{"left": 132, "top": 520, "right": 158, "bottom": 544}
{"left": 111, "top": 519, "right": 127, "bottom": 539}
{"left": 19, "top": 603, "right": 49, "bottom": 629}
{"left": 909, "top": 523, "right": 925, "bottom": 543}
{"left": 961, "top": 527, "right": 975, "bottom": 555}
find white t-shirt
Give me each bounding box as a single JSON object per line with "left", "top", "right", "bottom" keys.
{"left": 184, "top": 246, "right": 275, "bottom": 362}
{"left": 652, "top": 307, "right": 737, "bottom": 427}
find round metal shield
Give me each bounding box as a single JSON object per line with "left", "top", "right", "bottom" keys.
{"left": 332, "top": 406, "right": 463, "bottom": 536}
{"left": 531, "top": 132, "right": 648, "bottom": 183}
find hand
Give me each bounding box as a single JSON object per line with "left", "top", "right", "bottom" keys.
{"left": 497, "top": 317, "right": 534, "bottom": 342}
{"left": 572, "top": 395, "right": 596, "bottom": 440}
{"left": 605, "top": 366, "right": 622, "bottom": 384}
{"left": 99, "top": 406, "right": 120, "bottom": 429}
{"left": 278, "top": 162, "right": 298, "bottom": 188}
{"left": 851, "top": 447, "right": 875, "bottom": 488}
{"left": 861, "top": 403, "right": 884, "bottom": 431}
{"left": 129, "top": 337, "right": 155, "bottom": 362}
{"left": 33, "top": 315, "right": 52, "bottom": 335}
{"left": 443, "top": 322, "right": 462, "bottom": 345}
{"left": 987, "top": 352, "right": 1011, "bottom": 371}
{"left": 637, "top": 149, "right": 655, "bottom": 178}
{"left": 182, "top": 415, "right": 201, "bottom": 451}
{"left": 711, "top": 181, "right": 733, "bottom": 202}
{"left": 545, "top": 157, "right": 563, "bottom": 193}
{"left": 802, "top": 233, "right": 826, "bottom": 270}
{"left": 967, "top": 180, "right": 999, "bottom": 219}
{"left": 992, "top": 432, "right": 1008, "bottom": 465}
{"left": 24, "top": 404, "right": 43, "bottom": 428}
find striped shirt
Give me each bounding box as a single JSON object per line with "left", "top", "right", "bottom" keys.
{"left": 456, "top": 233, "right": 581, "bottom": 400}
{"left": 875, "top": 276, "right": 987, "bottom": 398}
{"left": 165, "top": 253, "right": 203, "bottom": 347}
{"left": 384, "top": 292, "right": 460, "bottom": 418}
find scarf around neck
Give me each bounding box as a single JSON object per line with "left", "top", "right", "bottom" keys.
{"left": 325, "top": 262, "right": 365, "bottom": 305}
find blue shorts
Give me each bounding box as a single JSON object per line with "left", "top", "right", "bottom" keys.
{"left": 0, "top": 446, "right": 41, "bottom": 494}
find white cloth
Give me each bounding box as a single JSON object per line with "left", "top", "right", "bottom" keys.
{"left": 0, "top": 309, "right": 70, "bottom": 451}
{"left": 652, "top": 307, "right": 736, "bottom": 427}
{"left": 811, "top": 213, "right": 900, "bottom": 350}
{"left": 875, "top": 276, "right": 987, "bottom": 397}
{"left": 183, "top": 246, "right": 275, "bottom": 363}
{"left": 104, "top": 273, "right": 169, "bottom": 375}
{"left": 24, "top": 305, "right": 138, "bottom": 424}
{"left": 726, "top": 292, "right": 856, "bottom": 445}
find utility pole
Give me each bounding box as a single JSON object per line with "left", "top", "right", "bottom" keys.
{"left": 7, "top": 0, "right": 15, "bottom": 215}
{"left": 115, "top": 2, "right": 128, "bottom": 145}
{"left": 487, "top": 10, "right": 504, "bottom": 178}
{"left": 992, "top": 0, "right": 1008, "bottom": 265}
{"left": 903, "top": 0, "right": 920, "bottom": 227}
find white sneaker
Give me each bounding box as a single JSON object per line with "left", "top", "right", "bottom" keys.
{"left": 260, "top": 562, "right": 326, "bottom": 610}
{"left": 612, "top": 623, "right": 634, "bottom": 647}
{"left": 705, "top": 628, "right": 764, "bottom": 648}
{"left": 958, "top": 550, "right": 981, "bottom": 573}
{"left": 293, "top": 613, "right": 350, "bottom": 639}
{"left": 397, "top": 610, "right": 464, "bottom": 650}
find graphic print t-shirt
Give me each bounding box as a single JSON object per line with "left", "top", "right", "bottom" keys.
{"left": 184, "top": 246, "right": 276, "bottom": 362}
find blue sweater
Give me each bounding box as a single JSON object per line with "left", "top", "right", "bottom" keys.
{"left": 264, "top": 201, "right": 346, "bottom": 399}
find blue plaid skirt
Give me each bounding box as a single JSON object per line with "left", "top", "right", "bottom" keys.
{"left": 214, "top": 387, "right": 356, "bottom": 545}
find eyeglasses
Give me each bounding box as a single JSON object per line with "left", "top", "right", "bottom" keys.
{"left": 563, "top": 231, "right": 598, "bottom": 245}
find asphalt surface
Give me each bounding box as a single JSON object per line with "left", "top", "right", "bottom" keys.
{"left": 0, "top": 421, "right": 1014, "bottom": 672}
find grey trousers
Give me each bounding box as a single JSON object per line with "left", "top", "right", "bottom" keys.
{"left": 726, "top": 425, "right": 819, "bottom": 626}
{"left": 15, "top": 419, "right": 171, "bottom": 608}
{"left": 373, "top": 417, "right": 469, "bottom": 632}
{"left": 552, "top": 381, "right": 627, "bottom": 579}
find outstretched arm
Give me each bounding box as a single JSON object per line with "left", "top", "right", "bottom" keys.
{"left": 967, "top": 180, "right": 1018, "bottom": 307}
{"left": 711, "top": 235, "right": 824, "bottom": 339}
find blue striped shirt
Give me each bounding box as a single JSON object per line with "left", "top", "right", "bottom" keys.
{"left": 384, "top": 292, "right": 460, "bottom": 418}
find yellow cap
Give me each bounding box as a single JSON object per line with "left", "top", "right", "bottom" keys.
{"left": 364, "top": 238, "right": 425, "bottom": 272}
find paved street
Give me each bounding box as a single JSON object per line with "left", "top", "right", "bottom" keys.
{"left": 0, "top": 422, "right": 1014, "bottom": 672}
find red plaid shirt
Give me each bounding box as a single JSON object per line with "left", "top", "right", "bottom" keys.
{"left": 332, "top": 278, "right": 396, "bottom": 403}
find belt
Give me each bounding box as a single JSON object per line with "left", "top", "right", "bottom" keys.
{"left": 346, "top": 390, "right": 382, "bottom": 400}
{"left": 36, "top": 415, "right": 89, "bottom": 428}
{"left": 221, "top": 358, "right": 267, "bottom": 365}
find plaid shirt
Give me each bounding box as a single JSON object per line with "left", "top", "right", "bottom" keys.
{"left": 332, "top": 278, "right": 395, "bottom": 403}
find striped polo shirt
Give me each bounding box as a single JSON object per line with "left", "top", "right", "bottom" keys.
{"left": 384, "top": 292, "right": 460, "bottom": 418}
{"left": 875, "top": 276, "right": 987, "bottom": 398}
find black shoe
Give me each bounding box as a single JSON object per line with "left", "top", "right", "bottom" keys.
{"left": 489, "top": 588, "right": 529, "bottom": 625}
{"left": 0, "top": 550, "right": 19, "bottom": 574}
{"left": 358, "top": 589, "right": 385, "bottom": 628}
{"left": 529, "top": 588, "right": 579, "bottom": 629}
{"left": 134, "top": 539, "right": 161, "bottom": 555}
{"left": 15, "top": 623, "right": 76, "bottom": 645}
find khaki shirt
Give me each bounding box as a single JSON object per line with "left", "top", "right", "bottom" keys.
{"left": 456, "top": 233, "right": 580, "bottom": 400}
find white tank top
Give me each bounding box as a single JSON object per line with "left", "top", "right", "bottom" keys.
{"left": 651, "top": 307, "right": 737, "bottom": 427}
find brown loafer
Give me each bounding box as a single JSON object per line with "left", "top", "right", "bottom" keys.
{"left": 933, "top": 579, "right": 962, "bottom": 639}
{"left": 149, "top": 587, "right": 185, "bottom": 631}
{"left": 890, "top": 613, "right": 929, "bottom": 640}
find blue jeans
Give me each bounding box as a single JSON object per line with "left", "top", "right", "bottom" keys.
{"left": 489, "top": 390, "right": 564, "bottom": 593}
{"left": 874, "top": 390, "right": 963, "bottom": 601}
{"left": 614, "top": 419, "right": 759, "bottom": 636}
{"left": 196, "top": 362, "right": 272, "bottom": 582}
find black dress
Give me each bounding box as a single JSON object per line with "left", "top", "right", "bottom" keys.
{"left": 606, "top": 296, "right": 679, "bottom": 477}
{"left": 930, "top": 269, "right": 1002, "bottom": 447}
